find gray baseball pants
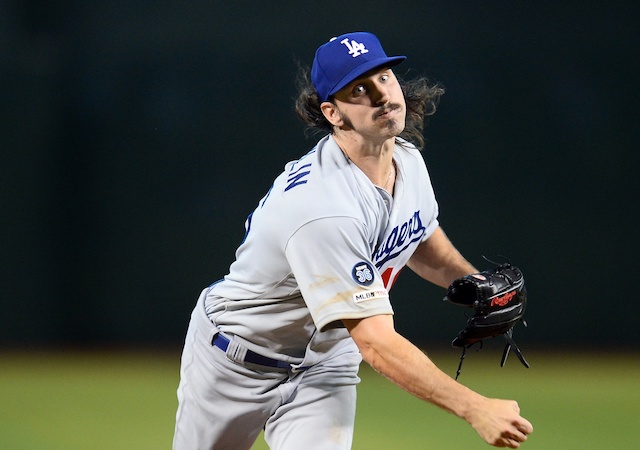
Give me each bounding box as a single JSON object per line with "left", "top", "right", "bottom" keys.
{"left": 173, "top": 294, "right": 362, "bottom": 450}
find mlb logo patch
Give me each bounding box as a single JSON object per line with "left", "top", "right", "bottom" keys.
{"left": 353, "top": 289, "right": 388, "bottom": 303}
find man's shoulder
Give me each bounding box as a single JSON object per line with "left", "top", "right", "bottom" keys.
{"left": 394, "top": 138, "right": 423, "bottom": 159}
{"left": 274, "top": 138, "right": 376, "bottom": 223}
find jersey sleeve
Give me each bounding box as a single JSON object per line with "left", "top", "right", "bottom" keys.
{"left": 285, "top": 216, "right": 394, "bottom": 332}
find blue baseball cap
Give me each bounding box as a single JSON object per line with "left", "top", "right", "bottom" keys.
{"left": 311, "top": 32, "right": 406, "bottom": 102}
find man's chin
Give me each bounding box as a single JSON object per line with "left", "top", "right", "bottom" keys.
{"left": 382, "top": 120, "right": 406, "bottom": 137}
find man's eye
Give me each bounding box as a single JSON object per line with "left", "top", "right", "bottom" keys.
{"left": 353, "top": 85, "right": 366, "bottom": 95}
{"left": 380, "top": 75, "right": 389, "bottom": 82}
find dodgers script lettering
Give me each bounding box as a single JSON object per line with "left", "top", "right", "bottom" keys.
{"left": 373, "top": 210, "right": 426, "bottom": 268}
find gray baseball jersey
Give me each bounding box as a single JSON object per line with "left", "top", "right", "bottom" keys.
{"left": 174, "top": 134, "right": 441, "bottom": 449}
{"left": 204, "top": 134, "right": 439, "bottom": 363}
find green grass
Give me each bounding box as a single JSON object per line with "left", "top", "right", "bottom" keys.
{"left": 0, "top": 351, "right": 178, "bottom": 450}
{"left": 1, "top": 349, "right": 638, "bottom": 449}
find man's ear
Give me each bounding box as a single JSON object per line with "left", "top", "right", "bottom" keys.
{"left": 320, "top": 101, "right": 343, "bottom": 127}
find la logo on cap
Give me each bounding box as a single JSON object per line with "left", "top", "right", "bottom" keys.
{"left": 339, "top": 37, "right": 369, "bottom": 58}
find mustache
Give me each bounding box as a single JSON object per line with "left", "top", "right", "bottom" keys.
{"left": 374, "top": 103, "right": 402, "bottom": 118}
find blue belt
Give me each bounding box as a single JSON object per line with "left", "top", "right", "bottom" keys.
{"left": 212, "top": 333, "right": 293, "bottom": 370}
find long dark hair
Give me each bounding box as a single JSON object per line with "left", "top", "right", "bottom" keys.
{"left": 294, "top": 65, "right": 445, "bottom": 150}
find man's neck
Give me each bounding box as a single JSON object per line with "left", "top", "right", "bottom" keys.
{"left": 333, "top": 133, "right": 397, "bottom": 193}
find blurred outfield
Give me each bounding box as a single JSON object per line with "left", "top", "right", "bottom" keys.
{"left": 0, "top": 349, "right": 638, "bottom": 449}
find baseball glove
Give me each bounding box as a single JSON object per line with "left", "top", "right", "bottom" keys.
{"left": 444, "top": 260, "right": 530, "bottom": 379}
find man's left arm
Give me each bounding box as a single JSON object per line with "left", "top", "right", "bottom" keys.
{"left": 406, "top": 226, "right": 477, "bottom": 288}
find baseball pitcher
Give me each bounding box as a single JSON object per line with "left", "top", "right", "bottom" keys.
{"left": 173, "top": 31, "right": 533, "bottom": 449}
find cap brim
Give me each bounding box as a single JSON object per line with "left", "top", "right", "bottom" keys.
{"left": 327, "top": 55, "right": 406, "bottom": 99}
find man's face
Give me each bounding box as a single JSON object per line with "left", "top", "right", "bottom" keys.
{"left": 330, "top": 67, "right": 406, "bottom": 143}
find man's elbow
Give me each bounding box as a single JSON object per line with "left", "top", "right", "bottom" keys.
{"left": 343, "top": 315, "right": 396, "bottom": 368}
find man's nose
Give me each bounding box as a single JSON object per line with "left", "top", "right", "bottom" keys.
{"left": 371, "top": 81, "right": 390, "bottom": 105}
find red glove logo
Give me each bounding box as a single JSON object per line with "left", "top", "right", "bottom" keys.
{"left": 490, "top": 290, "right": 517, "bottom": 307}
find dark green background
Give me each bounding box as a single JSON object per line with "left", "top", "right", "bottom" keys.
{"left": 2, "top": 1, "right": 638, "bottom": 349}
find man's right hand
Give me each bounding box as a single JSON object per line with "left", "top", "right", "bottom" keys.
{"left": 466, "top": 397, "right": 533, "bottom": 448}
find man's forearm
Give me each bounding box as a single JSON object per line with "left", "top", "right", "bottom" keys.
{"left": 407, "top": 227, "right": 477, "bottom": 288}
{"left": 354, "top": 318, "right": 483, "bottom": 420}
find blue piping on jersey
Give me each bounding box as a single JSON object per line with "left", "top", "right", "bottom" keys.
{"left": 241, "top": 212, "right": 254, "bottom": 244}
{"left": 207, "top": 279, "right": 224, "bottom": 288}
